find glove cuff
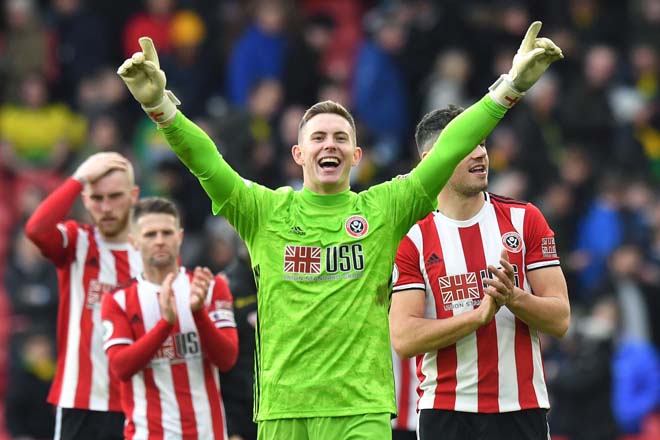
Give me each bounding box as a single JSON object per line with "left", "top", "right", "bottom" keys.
{"left": 141, "top": 90, "right": 181, "bottom": 127}
{"left": 488, "top": 74, "right": 524, "bottom": 109}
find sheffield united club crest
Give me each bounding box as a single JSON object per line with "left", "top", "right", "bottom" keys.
{"left": 502, "top": 231, "right": 523, "bottom": 253}
{"left": 345, "top": 215, "right": 368, "bottom": 238}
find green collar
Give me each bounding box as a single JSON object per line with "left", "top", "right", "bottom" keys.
{"left": 300, "top": 187, "right": 352, "bottom": 207}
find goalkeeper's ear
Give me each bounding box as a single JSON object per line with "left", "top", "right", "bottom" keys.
{"left": 292, "top": 144, "right": 304, "bottom": 166}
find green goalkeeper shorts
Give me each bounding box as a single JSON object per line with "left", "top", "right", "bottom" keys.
{"left": 257, "top": 413, "right": 392, "bottom": 440}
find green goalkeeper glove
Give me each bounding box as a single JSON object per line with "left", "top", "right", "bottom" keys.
{"left": 488, "top": 21, "right": 563, "bottom": 109}
{"left": 117, "top": 37, "right": 180, "bottom": 127}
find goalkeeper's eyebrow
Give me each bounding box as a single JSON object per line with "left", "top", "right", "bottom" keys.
{"left": 309, "top": 130, "right": 350, "bottom": 140}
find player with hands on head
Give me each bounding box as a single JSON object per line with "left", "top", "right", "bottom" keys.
{"left": 118, "top": 20, "right": 561, "bottom": 440}
{"left": 390, "top": 93, "right": 569, "bottom": 440}
{"left": 24, "top": 151, "right": 140, "bottom": 440}
{"left": 101, "top": 197, "right": 238, "bottom": 439}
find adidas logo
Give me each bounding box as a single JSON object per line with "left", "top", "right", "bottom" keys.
{"left": 130, "top": 314, "right": 142, "bottom": 325}
{"left": 426, "top": 253, "right": 442, "bottom": 266}
{"left": 87, "top": 256, "right": 99, "bottom": 267}
{"left": 290, "top": 226, "right": 306, "bottom": 236}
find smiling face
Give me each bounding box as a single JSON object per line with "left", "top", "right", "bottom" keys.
{"left": 446, "top": 143, "right": 489, "bottom": 196}
{"left": 292, "top": 112, "right": 362, "bottom": 194}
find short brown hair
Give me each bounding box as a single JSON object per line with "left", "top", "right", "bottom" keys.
{"left": 132, "top": 197, "right": 181, "bottom": 225}
{"left": 298, "top": 100, "right": 356, "bottom": 142}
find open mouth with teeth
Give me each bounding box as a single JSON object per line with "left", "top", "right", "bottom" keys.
{"left": 318, "top": 157, "right": 341, "bottom": 169}
{"left": 469, "top": 164, "right": 486, "bottom": 174}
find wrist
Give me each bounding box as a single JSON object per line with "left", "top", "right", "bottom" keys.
{"left": 142, "top": 90, "right": 180, "bottom": 127}
{"left": 488, "top": 74, "right": 525, "bottom": 109}
{"left": 508, "top": 287, "right": 524, "bottom": 309}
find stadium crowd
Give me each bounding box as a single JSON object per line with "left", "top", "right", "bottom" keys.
{"left": 0, "top": 0, "right": 660, "bottom": 439}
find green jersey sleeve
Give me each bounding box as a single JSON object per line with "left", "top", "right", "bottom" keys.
{"left": 160, "top": 111, "right": 270, "bottom": 243}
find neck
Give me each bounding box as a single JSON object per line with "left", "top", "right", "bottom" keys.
{"left": 143, "top": 264, "right": 179, "bottom": 285}
{"left": 303, "top": 182, "right": 349, "bottom": 195}
{"left": 436, "top": 190, "right": 485, "bottom": 221}
{"left": 101, "top": 229, "right": 129, "bottom": 244}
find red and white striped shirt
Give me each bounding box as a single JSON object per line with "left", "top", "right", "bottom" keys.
{"left": 391, "top": 349, "right": 418, "bottom": 431}
{"left": 24, "top": 177, "right": 143, "bottom": 411}
{"left": 48, "top": 221, "right": 141, "bottom": 411}
{"left": 393, "top": 192, "right": 560, "bottom": 413}
{"left": 102, "top": 269, "right": 237, "bottom": 440}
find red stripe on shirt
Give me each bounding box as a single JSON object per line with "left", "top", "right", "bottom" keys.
{"left": 74, "top": 235, "right": 99, "bottom": 408}
{"left": 459, "top": 224, "right": 500, "bottom": 413}
{"left": 143, "top": 368, "right": 164, "bottom": 440}
{"left": 203, "top": 361, "right": 225, "bottom": 440}
{"left": 515, "top": 318, "right": 538, "bottom": 408}
{"left": 171, "top": 362, "right": 198, "bottom": 438}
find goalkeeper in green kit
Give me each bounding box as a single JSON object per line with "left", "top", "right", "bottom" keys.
{"left": 118, "top": 21, "right": 562, "bottom": 440}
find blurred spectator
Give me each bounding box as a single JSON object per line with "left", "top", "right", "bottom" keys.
{"left": 0, "top": 72, "right": 86, "bottom": 171}
{"left": 282, "top": 12, "right": 336, "bottom": 108}
{"left": 76, "top": 67, "right": 137, "bottom": 134}
{"left": 49, "top": 0, "right": 108, "bottom": 105}
{"left": 4, "top": 231, "right": 58, "bottom": 336}
{"left": 612, "top": 339, "right": 660, "bottom": 435}
{"left": 511, "top": 74, "right": 563, "bottom": 197}
{"left": 122, "top": 0, "right": 175, "bottom": 58}
{"left": 545, "top": 298, "right": 620, "bottom": 440}
{"left": 218, "top": 225, "right": 258, "bottom": 440}
{"left": 5, "top": 330, "right": 56, "bottom": 440}
{"left": 215, "top": 78, "right": 284, "bottom": 187}
{"left": 560, "top": 44, "right": 618, "bottom": 158}
{"left": 598, "top": 245, "right": 660, "bottom": 434}
{"left": 277, "top": 105, "right": 305, "bottom": 189}
{"left": 352, "top": 5, "right": 409, "bottom": 167}
{"left": 572, "top": 175, "right": 625, "bottom": 300}
{"left": 161, "top": 9, "right": 214, "bottom": 118}
{"left": 301, "top": 0, "right": 364, "bottom": 82}
{"left": 422, "top": 49, "right": 472, "bottom": 115}
{"left": 1, "top": 0, "right": 56, "bottom": 103}
{"left": 225, "top": 0, "right": 290, "bottom": 106}
{"left": 82, "top": 115, "right": 131, "bottom": 158}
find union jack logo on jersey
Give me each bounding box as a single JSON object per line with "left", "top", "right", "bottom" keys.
{"left": 439, "top": 272, "right": 480, "bottom": 303}
{"left": 284, "top": 245, "right": 321, "bottom": 274}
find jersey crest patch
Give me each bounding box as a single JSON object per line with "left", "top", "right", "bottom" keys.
{"left": 502, "top": 231, "right": 523, "bottom": 253}
{"left": 345, "top": 215, "right": 368, "bottom": 238}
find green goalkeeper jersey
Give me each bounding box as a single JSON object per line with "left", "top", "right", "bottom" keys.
{"left": 161, "top": 96, "right": 506, "bottom": 420}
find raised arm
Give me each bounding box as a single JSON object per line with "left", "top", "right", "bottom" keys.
{"left": 412, "top": 21, "right": 563, "bottom": 199}
{"left": 25, "top": 152, "right": 130, "bottom": 262}
{"left": 117, "top": 38, "right": 242, "bottom": 208}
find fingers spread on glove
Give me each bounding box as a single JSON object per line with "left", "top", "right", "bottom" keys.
{"left": 139, "top": 37, "right": 160, "bottom": 69}
{"left": 519, "top": 21, "right": 542, "bottom": 53}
